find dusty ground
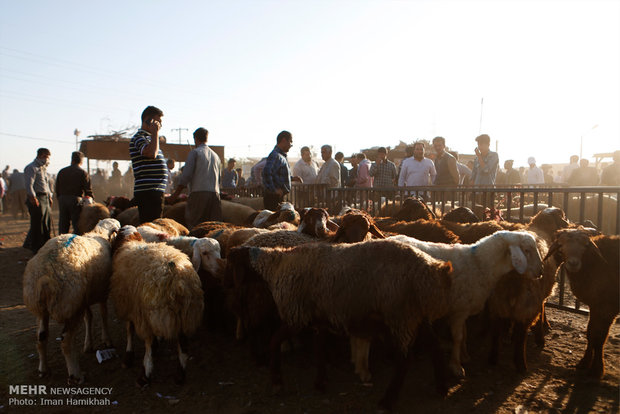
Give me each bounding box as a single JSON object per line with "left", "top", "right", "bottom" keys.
{"left": 0, "top": 214, "right": 618, "bottom": 414}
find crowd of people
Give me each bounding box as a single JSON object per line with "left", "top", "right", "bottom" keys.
{"left": 2, "top": 104, "right": 619, "bottom": 254}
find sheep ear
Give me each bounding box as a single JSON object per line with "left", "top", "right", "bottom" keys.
{"left": 327, "top": 220, "right": 340, "bottom": 232}
{"left": 192, "top": 244, "right": 202, "bottom": 271}
{"left": 509, "top": 244, "right": 528, "bottom": 274}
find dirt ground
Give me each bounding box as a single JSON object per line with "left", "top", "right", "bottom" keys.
{"left": 0, "top": 214, "right": 618, "bottom": 414}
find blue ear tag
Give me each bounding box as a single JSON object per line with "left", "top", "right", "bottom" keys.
{"left": 190, "top": 238, "right": 197, "bottom": 247}
{"left": 212, "top": 229, "right": 225, "bottom": 239}
{"left": 63, "top": 234, "right": 77, "bottom": 248}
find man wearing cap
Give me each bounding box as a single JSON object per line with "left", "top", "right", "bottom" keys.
{"left": 471, "top": 134, "right": 499, "bottom": 185}
{"left": 525, "top": 157, "right": 544, "bottom": 185}
{"left": 23, "top": 148, "right": 52, "bottom": 253}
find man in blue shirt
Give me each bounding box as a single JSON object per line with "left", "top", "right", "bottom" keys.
{"left": 471, "top": 134, "right": 499, "bottom": 186}
{"left": 262, "top": 131, "right": 302, "bottom": 210}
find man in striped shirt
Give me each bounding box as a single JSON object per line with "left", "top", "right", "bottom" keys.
{"left": 129, "top": 106, "right": 168, "bottom": 223}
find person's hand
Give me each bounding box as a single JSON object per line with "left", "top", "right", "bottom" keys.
{"left": 275, "top": 188, "right": 284, "bottom": 196}
{"left": 292, "top": 176, "right": 303, "bottom": 184}
{"left": 28, "top": 195, "right": 39, "bottom": 207}
{"left": 49, "top": 197, "right": 53, "bottom": 208}
{"left": 144, "top": 119, "right": 161, "bottom": 135}
{"left": 474, "top": 147, "right": 481, "bottom": 156}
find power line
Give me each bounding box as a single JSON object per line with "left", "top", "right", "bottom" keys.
{"left": 0, "top": 131, "right": 75, "bottom": 144}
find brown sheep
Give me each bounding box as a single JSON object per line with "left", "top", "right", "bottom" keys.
{"left": 140, "top": 218, "right": 189, "bottom": 237}
{"left": 77, "top": 202, "right": 110, "bottom": 234}
{"left": 378, "top": 219, "right": 460, "bottom": 244}
{"left": 546, "top": 227, "right": 619, "bottom": 379}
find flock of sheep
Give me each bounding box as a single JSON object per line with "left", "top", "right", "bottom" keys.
{"left": 22, "top": 196, "right": 619, "bottom": 411}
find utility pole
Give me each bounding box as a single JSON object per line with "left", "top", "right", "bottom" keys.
{"left": 74, "top": 128, "right": 81, "bottom": 151}
{"left": 479, "top": 97, "right": 484, "bottom": 134}
{"left": 171, "top": 127, "right": 189, "bottom": 144}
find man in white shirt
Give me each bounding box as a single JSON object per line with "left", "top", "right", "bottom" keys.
{"left": 316, "top": 145, "right": 341, "bottom": 188}
{"left": 525, "top": 156, "right": 544, "bottom": 185}
{"left": 292, "top": 146, "right": 319, "bottom": 184}
{"left": 561, "top": 155, "right": 579, "bottom": 184}
{"left": 398, "top": 142, "right": 436, "bottom": 187}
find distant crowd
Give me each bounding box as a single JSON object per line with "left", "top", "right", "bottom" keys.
{"left": 3, "top": 104, "right": 619, "bottom": 254}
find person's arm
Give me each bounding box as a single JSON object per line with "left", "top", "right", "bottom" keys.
{"left": 448, "top": 157, "right": 460, "bottom": 185}
{"left": 398, "top": 162, "right": 407, "bottom": 187}
{"left": 357, "top": 164, "right": 368, "bottom": 185}
{"left": 429, "top": 160, "right": 437, "bottom": 184}
{"left": 262, "top": 154, "right": 278, "bottom": 193}
{"left": 369, "top": 162, "right": 377, "bottom": 177}
{"left": 329, "top": 162, "right": 340, "bottom": 187}
{"left": 171, "top": 151, "right": 195, "bottom": 199}
{"left": 83, "top": 171, "right": 94, "bottom": 199}
{"left": 140, "top": 120, "right": 161, "bottom": 159}
{"left": 24, "top": 165, "right": 38, "bottom": 206}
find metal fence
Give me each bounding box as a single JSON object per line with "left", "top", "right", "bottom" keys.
{"left": 224, "top": 184, "right": 619, "bottom": 315}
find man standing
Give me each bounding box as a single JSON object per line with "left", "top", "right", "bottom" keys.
{"left": 171, "top": 127, "right": 222, "bottom": 228}
{"left": 109, "top": 161, "right": 123, "bottom": 195}
{"left": 431, "top": 137, "right": 459, "bottom": 186}
{"left": 369, "top": 147, "right": 397, "bottom": 187}
{"left": 316, "top": 145, "right": 341, "bottom": 188}
{"left": 561, "top": 155, "right": 580, "bottom": 184}
{"left": 262, "top": 131, "right": 302, "bottom": 210}
{"left": 129, "top": 105, "right": 168, "bottom": 223}
{"left": 221, "top": 158, "right": 238, "bottom": 189}
{"left": 23, "top": 148, "right": 52, "bottom": 253}
{"left": 355, "top": 153, "right": 373, "bottom": 188}
{"left": 503, "top": 160, "right": 521, "bottom": 184}
{"left": 525, "top": 157, "right": 544, "bottom": 185}
{"left": 471, "top": 134, "right": 499, "bottom": 185}
{"left": 601, "top": 151, "right": 620, "bottom": 185}
{"left": 334, "top": 152, "right": 348, "bottom": 188}
{"left": 9, "top": 168, "right": 27, "bottom": 218}
{"left": 568, "top": 159, "right": 599, "bottom": 186}
{"left": 55, "top": 151, "right": 93, "bottom": 234}
{"left": 292, "top": 146, "right": 319, "bottom": 184}
{"left": 398, "top": 142, "right": 436, "bottom": 187}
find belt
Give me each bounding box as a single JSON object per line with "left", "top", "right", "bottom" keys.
{"left": 36, "top": 192, "right": 48, "bottom": 196}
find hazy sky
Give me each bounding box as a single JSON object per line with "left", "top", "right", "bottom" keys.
{"left": 1, "top": 0, "right": 618, "bottom": 175}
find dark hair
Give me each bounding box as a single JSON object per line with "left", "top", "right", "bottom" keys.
{"left": 277, "top": 130, "right": 292, "bottom": 143}
{"left": 228, "top": 158, "right": 236, "bottom": 164}
{"left": 300, "top": 146, "right": 310, "bottom": 153}
{"left": 475, "top": 134, "right": 490, "bottom": 145}
{"left": 71, "top": 151, "right": 83, "bottom": 164}
{"left": 141, "top": 106, "right": 164, "bottom": 122}
{"left": 432, "top": 136, "right": 445, "bottom": 145}
{"left": 37, "top": 148, "right": 51, "bottom": 157}
{"left": 413, "top": 142, "right": 425, "bottom": 151}
{"left": 193, "top": 127, "right": 208, "bottom": 143}
{"left": 356, "top": 152, "right": 366, "bottom": 160}
{"left": 334, "top": 151, "right": 344, "bottom": 161}
{"left": 405, "top": 146, "right": 414, "bottom": 156}
{"left": 377, "top": 147, "right": 387, "bottom": 154}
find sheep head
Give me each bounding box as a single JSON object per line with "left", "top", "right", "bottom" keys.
{"left": 393, "top": 197, "right": 436, "bottom": 221}
{"left": 442, "top": 207, "right": 479, "bottom": 223}
{"left": 546, "top": 228, "right": 606, "bottom": 273}
{"left": 529, "top": 207, "right": 570, "bottom": 235}
{"left": 112, "top": 225, "right": 143, "bottom": 253}
{"left": 92, "top": 218, "right": 121, "bottom": 240}
{"left": 495, "top": 231, "right": 543, "bottom": 278}
{"left": 297, "top": 208, "right": 339, "bottom": 238}
{"left": 137, "top": 225, "right": 170, "bottom": 243}
{"left": 332, "top": 211, "right": 385, "bottom": 243}
{"left": 192, "top": 237, "right": 224, "bottom": 275}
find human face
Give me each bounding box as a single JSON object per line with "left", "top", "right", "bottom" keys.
{"left": 377, "top": 151, "right": 387, "bottom": 162}
{"left": 321, "top": 147, "right": 331, "bottom": 161}
{"left": 432, "top": 140, "right": 445, "bottom": 156}
{"left": 413, "top": 144, "right": 424, "bottom": 161}
{"left": 301, "top": 150, "right": 311, "bottom": 163}
{"left": 279, "top": 138, "right": 293, "bottom": 153}
{"left": 477, "top": 141, "right": 490, "bottom": 155}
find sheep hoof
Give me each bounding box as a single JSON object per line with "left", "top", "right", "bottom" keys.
{"left": 136, "top": 373, "right": 150, "bottom": 389}
{"left": 449, "top": 364, "right": 466, "bottom": 379}
{"left": 38, "top": 370, "right": 51, "bottom": 379}
{"left": 122, "top": 351, "right": 135, "bottom": 368}
{"left": 67, "top": 375, "right": 84, "bottom": 385}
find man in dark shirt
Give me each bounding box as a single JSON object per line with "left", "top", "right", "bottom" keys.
{"left": 262, "top": 131, "right": 302, "bottom": 210}
{"left": 432, "top": 137, "right": 459, "bottom": 186}
{"left": 55, "top": 151, "right": 93, "bottom": 234}
{"left": 23, "top": 148, "right": 52, "bottom": 253}
{"left": 129, "top": 105, "right": 167, "bottom": 223}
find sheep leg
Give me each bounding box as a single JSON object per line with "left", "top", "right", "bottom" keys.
{"left": 577, "top": 317, "right": 594, "bottom": 371}
{"left": 61, "top": 319, "right": 84, "bottom": 384}
{"left": 269, "top": 323, "right": 291, "bottom": 393}
{"left": 122, "top": 322, "right": 135, "bottom": 368}
{"left": 83, "top": 307, "right": 94, "bottom": 353}
{"left": 313, "top": 328, "right": 327, "bottom": 392}
{"left": 36, "top": 314, "right": 50, "bottom": 377}
{"left": 586, "top": 311, "right": 615, "bottom": 379}
{"left": 378, "top": 348, "right": 410, "bottom": 412}
{"left": 99, "top": 302, "right": 113, "bottom": 348}
{"left": 137, "top": 335, "right": 154, "bottom": 388}
{"left": 448, "top": 317, "right": 467, "bottom": 378}
{"left": 488, "top": 317, "right": 501, "bottom": 366}
{"left": 417, "top": 320, "right": 449, "bottom": 396}
{"left": 174, "top": 334, "right": 189, "bottom": 385}
{"left": 460, "top": 324, "right": 470, "bottom": 363}
{"left": 350, "top": 336, "right": 372, "bottom": 383}
{"left": 511, "top": 321, "right": 528, "bottom": 373}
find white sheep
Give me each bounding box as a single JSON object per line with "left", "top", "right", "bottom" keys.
{"left": 110, "top": 226, "right": 204, "bottom": 386}
{"left": 387, "top": 230, "right": 543, "bottom": 378}
{"left": 227, "top": 239, "right": 453, "bottom": 411}
{"left": 22, "top": 218, "right": 120, "bottom": 383}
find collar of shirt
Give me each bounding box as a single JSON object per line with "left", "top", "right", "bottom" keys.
{"left": 274, "top": 146, "right": 288, "bottom": 158}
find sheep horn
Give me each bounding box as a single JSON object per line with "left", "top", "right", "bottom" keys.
{"left": 369, "top": 224, "right": 385, "bottom": 239}
{"left": 587, "top": 239, "right": 608, "bottom": 265}
{"left": 326, "top": 220, "right": 340, "bottom": 232}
